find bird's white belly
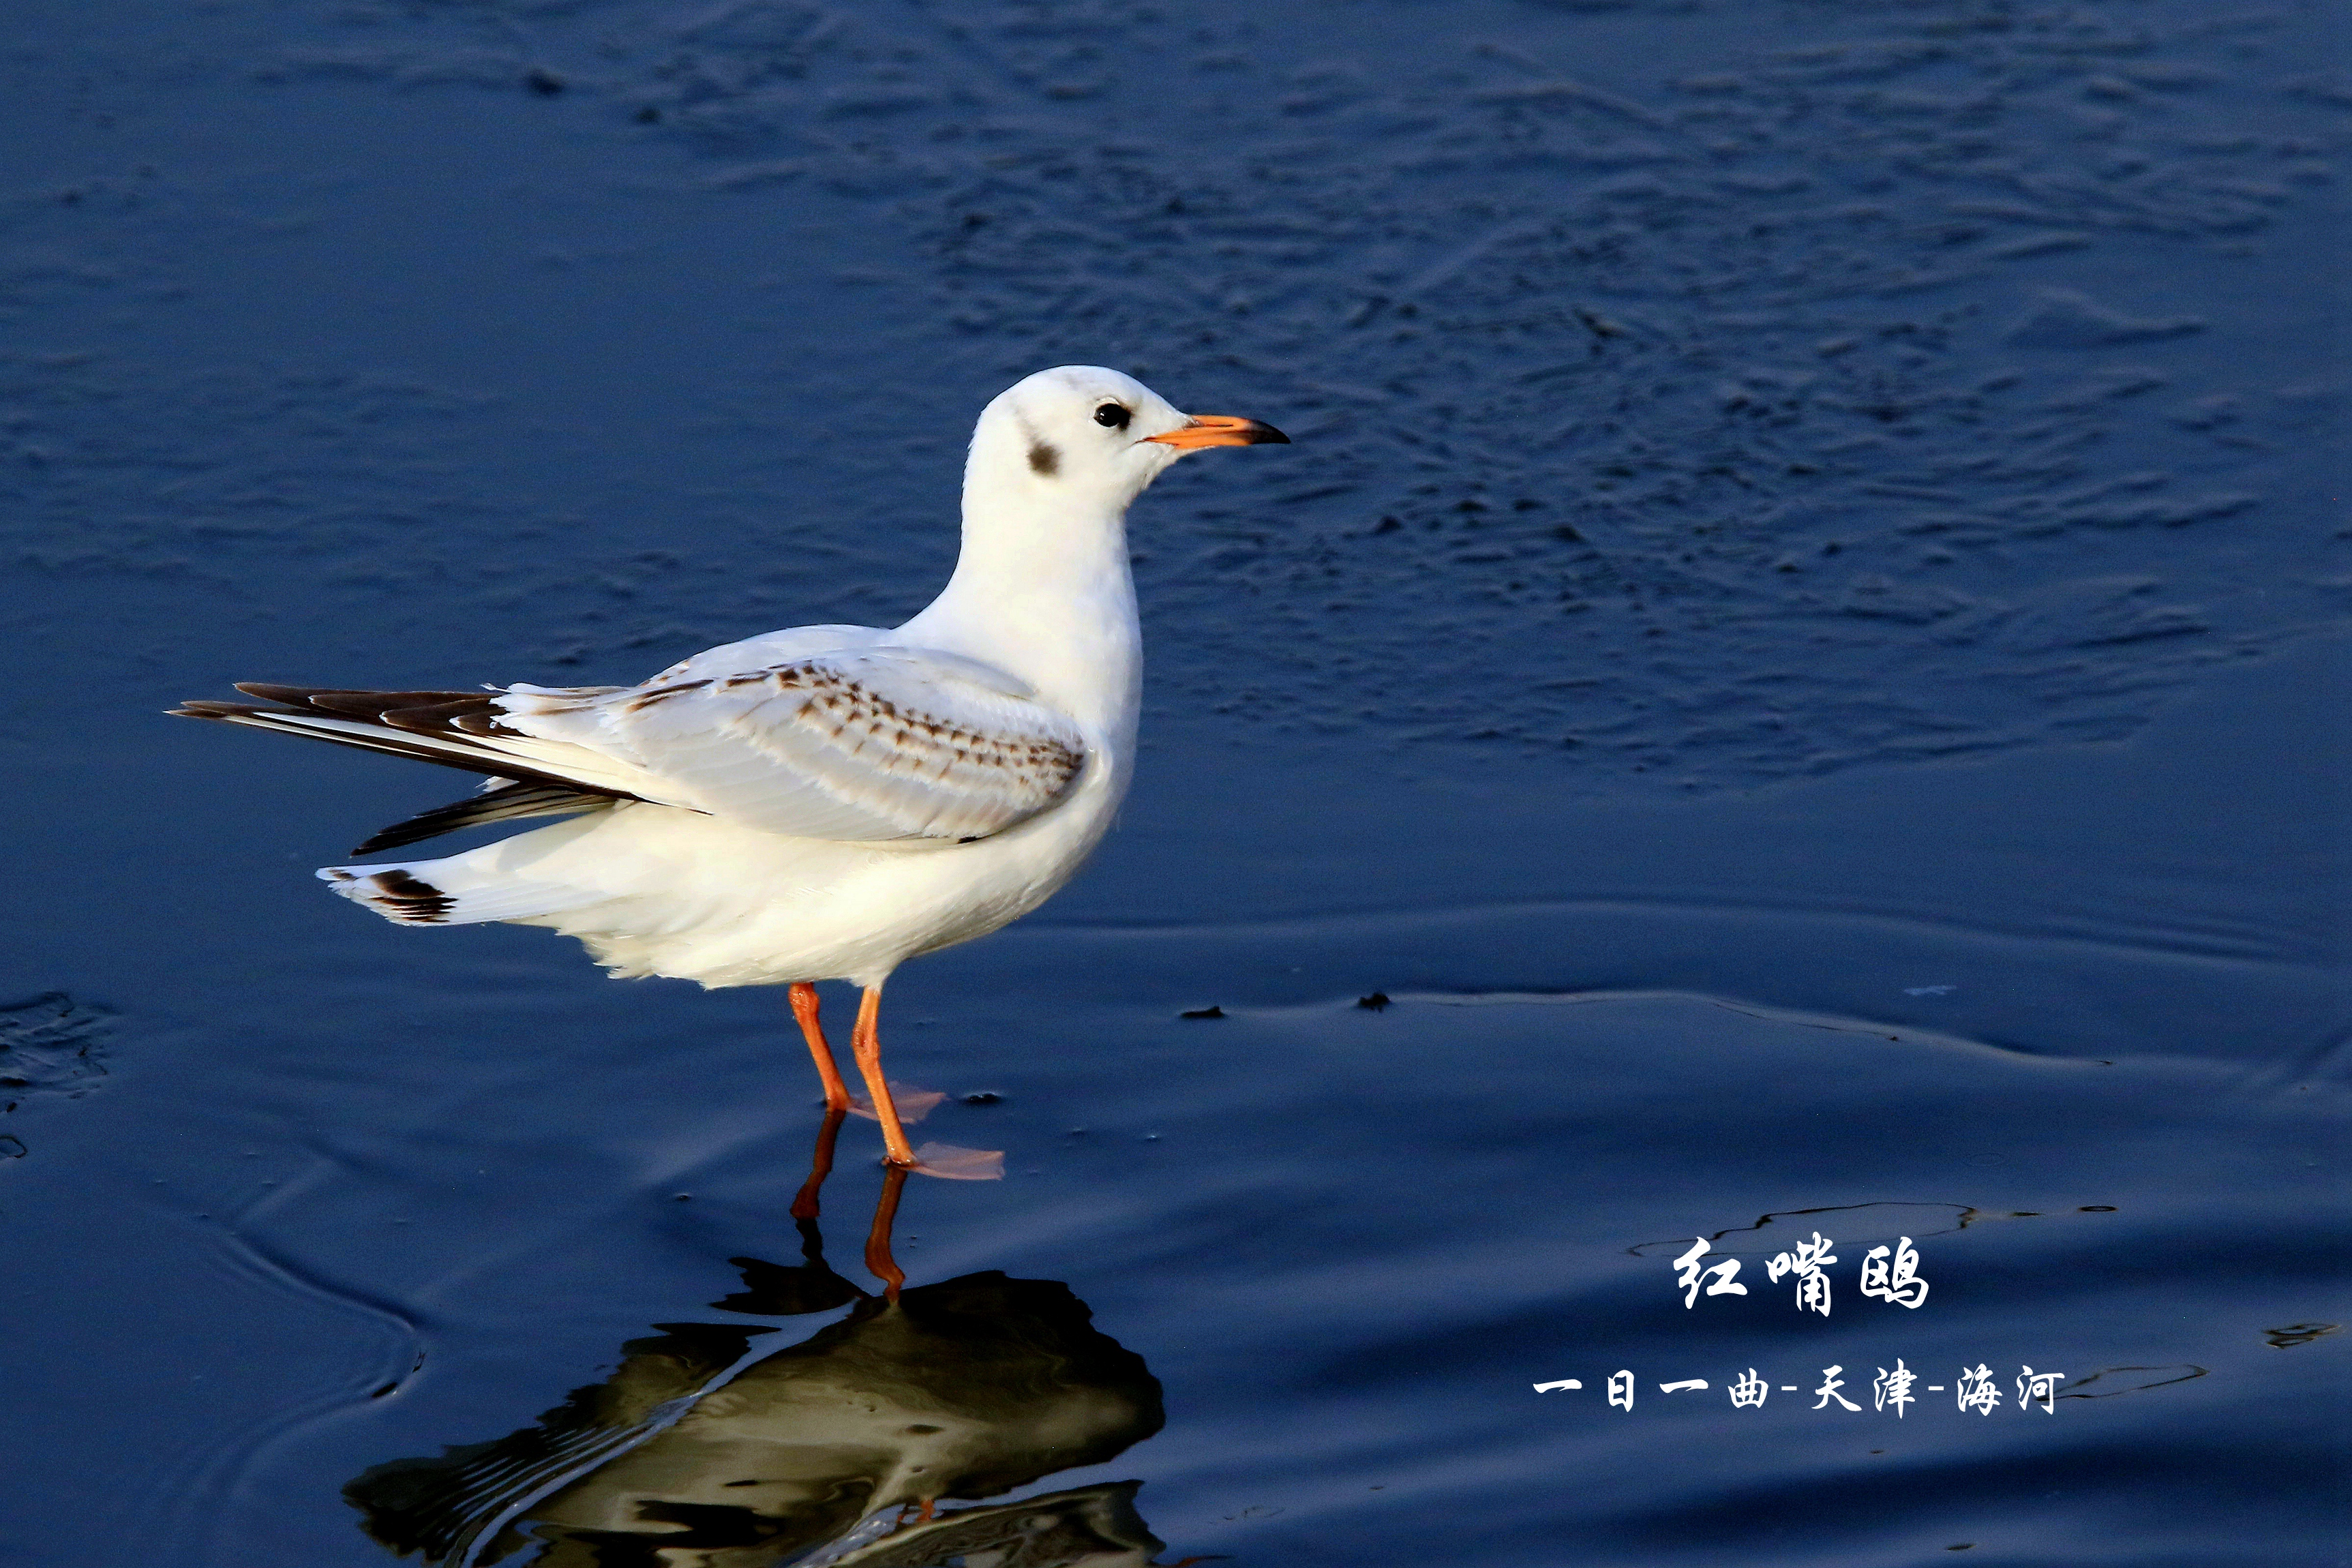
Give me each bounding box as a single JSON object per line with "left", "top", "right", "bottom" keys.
{"left": 494, "top": 764, "right": 1122, "bottom": 989}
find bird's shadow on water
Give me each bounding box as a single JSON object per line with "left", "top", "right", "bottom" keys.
{"left": 343, "top": 1112, "right": 1190, "bottom": 1568}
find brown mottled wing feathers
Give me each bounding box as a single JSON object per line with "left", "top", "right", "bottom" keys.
{"left": 556, "top": 651, "right": 1091, "bottom": 841}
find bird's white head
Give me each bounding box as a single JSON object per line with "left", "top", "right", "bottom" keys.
{"left": 921, "top": 366, "right": 1286, "bottom": 735}
{"left": 965, "top": 365, "right": 1288, "bottom": 521}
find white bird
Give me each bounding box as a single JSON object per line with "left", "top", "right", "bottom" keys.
{"left": 176, "top": 366, "right": 1288, "bottom": 1173}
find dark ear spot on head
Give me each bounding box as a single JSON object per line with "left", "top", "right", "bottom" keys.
{"left": 1027, "top": 441, "right": 1059, "bottom": 477}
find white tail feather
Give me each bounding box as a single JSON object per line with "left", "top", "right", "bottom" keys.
{"left": 322, "top": 817, "right": 618, "bottom": 927}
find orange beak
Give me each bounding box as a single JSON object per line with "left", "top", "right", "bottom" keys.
{"left": 1144, "top": 413, "right": 1291, "bottom": 449}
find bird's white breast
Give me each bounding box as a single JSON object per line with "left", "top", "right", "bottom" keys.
{"left": 497, "top": 736, "right": 1129, "bottom": 988}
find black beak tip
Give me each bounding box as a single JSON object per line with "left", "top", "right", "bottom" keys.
{"left": 1249, "top": 421, "right": 1291, "bottom": 444}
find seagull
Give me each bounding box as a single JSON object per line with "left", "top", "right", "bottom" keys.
{"left": 175, "top": 366, "right": 1287, "bottom": 1174}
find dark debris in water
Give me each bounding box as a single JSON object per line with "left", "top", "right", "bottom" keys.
{"left": 1179, "top": 1006, "right": 1225, "bottom": 1020}
{"left": 1629, "top": 1201, "right": 1971, "bottom": 1256}
{"left": 1356, "top": 992, "right": 1391, "bottom": 1012}
{"left": 2057, "top": 1364, "right": 2209, "bottom": 1399}
{"left": 2263, "top": 1322, "right": 2338, "bottom": 1350}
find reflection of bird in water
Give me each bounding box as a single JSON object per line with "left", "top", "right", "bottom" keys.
{"left": 175, "top": 367, "right": 1287, "bottom": 1174}
{"left": 347, "top": 1113, "right": 1191, "bottom": 1568}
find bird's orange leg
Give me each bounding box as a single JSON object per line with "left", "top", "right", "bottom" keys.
{"left": 864, "top": 1160, "right": 910, "bottom": 1299}
{"left": 850, "top": 984, "right": 920, "bottom": 1167}
{"left": 791, "top": 982, "right": 852, "bottom": 1113}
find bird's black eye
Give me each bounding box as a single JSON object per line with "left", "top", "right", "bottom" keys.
{"left": 1094, "top": 402, "right": 1131, "bottom": 429}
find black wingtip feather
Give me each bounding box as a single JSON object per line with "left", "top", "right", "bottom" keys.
{"left": 231, "top": 681, "right": 316, "bottom": 704}
{"left": 177, "top": 684, "right": 648, "bottom": 830}
{"left": 352, "top": 781, "right": 615, "bottom": 854}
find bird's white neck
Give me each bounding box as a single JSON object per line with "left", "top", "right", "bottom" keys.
{"left": 900, "top": 485, "right": 1143, "bottom": 750}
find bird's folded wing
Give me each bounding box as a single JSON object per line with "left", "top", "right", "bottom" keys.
{"left": 500, "top": 647, "right": 1088, "bottom": 842}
